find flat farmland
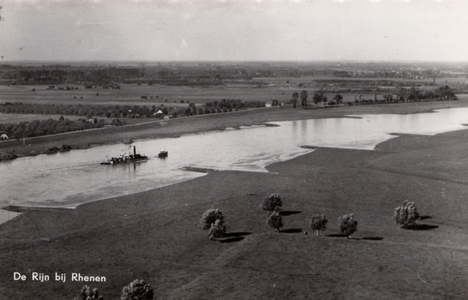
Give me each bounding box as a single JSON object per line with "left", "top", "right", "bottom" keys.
{"left": 0, "top": 83, "right": 295, "bottom": 107}
{"left": 2, "top": 74, "right": 464, "bottom": 110}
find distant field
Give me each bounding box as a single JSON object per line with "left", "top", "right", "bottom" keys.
{"left": 0, "top": 84, "right": 293, "bottom": 107}
{"left": 1, "top": 75, "right": 465, "bottom": 110}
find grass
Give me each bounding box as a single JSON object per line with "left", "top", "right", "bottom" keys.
{"left": 1, "top": 93, "right": 468, "bottom": 299}
{"left": 0, "top": 83, "right": 293, "bottom": 107}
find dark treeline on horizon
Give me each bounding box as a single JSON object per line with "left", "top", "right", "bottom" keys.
{"left": 1, "top": 60, "right": 467, "bottom": 87}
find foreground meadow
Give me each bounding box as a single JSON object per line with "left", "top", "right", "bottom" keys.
{"left": 1, "top": 97, "right": 468, "bottom": 299}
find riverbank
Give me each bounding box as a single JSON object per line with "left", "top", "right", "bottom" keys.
{"left": 1, "top": 96, "right": 467, "bottom": 158}
{"left": 1, "top": 98, "right": 468, "bottom": 299}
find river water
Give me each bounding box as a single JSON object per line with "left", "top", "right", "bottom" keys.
{"left": 1, "top": 108, "right": 468, "bottom": 218}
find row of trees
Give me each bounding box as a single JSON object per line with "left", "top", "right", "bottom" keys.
{"left": 205, "top": 99, "right": 265, "bottom": 110}
{"left": 12, "top": 67, "right": 141, "bottom": 84}
{"left": 291, "top": 90, "right": 342, "bottom": 108}
{"left": 290, "top": 85, "right": 457, "bottom": 107}
{"left": 75, "top": 279, "right": 153, "bottom": 300}
{"left": 0, "top": 102, "right": 165, "bottom": 119}
{"left": 0, "top": 117, "right": 110, "bottom": 139}
{"left": 261, "top": 194, "right": 358, "bottom": 237}
{"left": 0, "top": 98, "right": 265, "bottom": 120}
{"left": 199, "top": 194, "right": 422, "bottom": 240}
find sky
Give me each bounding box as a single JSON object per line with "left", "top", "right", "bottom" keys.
{"left": 0, "top": 0, "right": 467, "bottom": 62}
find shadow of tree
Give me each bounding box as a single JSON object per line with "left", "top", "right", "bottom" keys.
{"left": 326, "top": 234, "right": 384, "bottom": 240}
{"left": 281, "top": 228, "right": 303, "bottom": 233}
{"left": 279, "top": 210, "right": 302, "bottom": 216}
{"left": 406, "top": 224, "right": 439, "bottom": 231}
{"left": 419, "top": 216, "right": 432, "bottom": 220}
{"left": 224, "top": 232, "right": 252, "bottom": 237}
{"left": 219, "top": 237, "right": 245, "bottom": 243}
{"left": 361, "top": 237, "right": 384, "bottom": 241}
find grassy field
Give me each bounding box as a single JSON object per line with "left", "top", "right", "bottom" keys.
{"left": 0, "top": 83, "right": 293, "bottom": 107}
{"left": 2, "top": 76, "right": 465, "bottom": 112}
{"left": 1, "top": 95, "right": 468, "bottom": 299}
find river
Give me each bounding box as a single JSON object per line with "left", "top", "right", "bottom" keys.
{"left": 1, "top": 107, "right": 468, "bottom": 223}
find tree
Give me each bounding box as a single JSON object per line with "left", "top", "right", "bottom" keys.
{"left": 338, "top": 214, "right": 358, "bottom": 238}
{"left": 310, "top": 214, "right": 328, "bottom": 236}
{"left": 313, "top": 91, "right": 325, "bottom": 104}
{"left": 267, "top": 209, "right": 283, "bottom": 232}
{"left": 393, "top": 200, "right": 419, "bottom": 228}
{"left": 261, "top": 193, "right": 282, "bottom": 212}
{"left": 333, "top": 94, "right": 343, "bottom": 104}
{"left": 208, "top": 219, "right": 226, "bottom": 238}
{"left": 199, "top": 208, "right": 226, "bottom": 239}
{"left": 300, "top": 90, "right": 308, "bottom": 108}
{"left": 121, "top": 279, "right": 154, "bottom": 300}
{"left": 291, "top": 92, "right": 299, "bottom": 108}
{"left": 75, "top": 285, "right": 103, "bottom": 300}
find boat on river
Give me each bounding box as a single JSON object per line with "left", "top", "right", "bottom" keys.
{"left": 101, "top": 146, "right": 148, "bottom": 165}
{"left": 158, "top": 150, "right": 168, "bottom": 158}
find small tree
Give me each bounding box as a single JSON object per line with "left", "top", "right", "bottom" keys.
{"left": 121, "top": 279, "right": 154, "bottom": 300}
{"left": 300, "top": 90, "right": 308, "bottom": 107}
{"left": 338, "top": 214, "right": 358, "bottom": 238}
{"left": 333, "top": 94, "right": 343, "bottom": 104}
{"left": 267, "top": 209, "right": 283, "bottom": 232}
{"left": 394, "top": 200, "right": 419, "bottom": 228}
{"left": 310, "top": 214, "right": 328, "bottom": 236}
{"left": 261, "top": 193, "right": 282, "bottom": 212}
{"left": 291, "top": 92, "right": 299, "bottom": 108}
{"left": 75, "top": 285, "right": 103, "bottom": 300}
{"left": 208, "top": 219, "right": 226, "bottom": 238}
{"left": 199, "top": 208, "right": 226, "bottom": 239}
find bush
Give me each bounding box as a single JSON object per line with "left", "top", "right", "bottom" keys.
{"left": 394, "top": 200, "right": 419, "bottom": 228}
{"left": 199, "top": 208, "right": 226, "bottom": 239}
{"left": 208, "top": 219, "right": 226, "bottom": 239}
{"left": 267, "top": 209, "right": 283, "bottom": 232}
{"left": 75, "top": 285, "right": 103, "bottom": 300}
{"left": 338, "top": 214, "right": 358, "bottom": 238}
{"left": 261, "top": 193, "right": 282, "bottom": 212}
{"left": 121, "top": 279, "right": 154, "bottom": 300}
{"left": 310, "top": 214, "right": 328, "bottom": 236}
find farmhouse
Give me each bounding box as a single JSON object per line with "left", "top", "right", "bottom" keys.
{"left": 0, "top": 133, "right": 9, "bottom": 140}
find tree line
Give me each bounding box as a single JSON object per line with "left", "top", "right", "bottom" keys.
{"left": 200, "top": 194, "right": 426, "bottom": 240}
{"left": 0, "top": 116, "right": 110, "bottom": 139}
{"left": 0, "top": 99, "right": 266, "bottom": 120}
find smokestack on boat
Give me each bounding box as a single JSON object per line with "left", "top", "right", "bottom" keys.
{"left": 133, "top": 146, "right": 136, "bottom": 157}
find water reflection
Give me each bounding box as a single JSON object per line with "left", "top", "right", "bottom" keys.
{"left": 1, "top": 107, "right": 468, "bottom": 210}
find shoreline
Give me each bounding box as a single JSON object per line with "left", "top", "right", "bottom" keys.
{"left": 1, "top": 97, "right": 467, "bottom": 159}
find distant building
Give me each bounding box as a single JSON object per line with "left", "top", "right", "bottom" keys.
{"left": 0, "top": 133, "right": 9, "bottom": 140}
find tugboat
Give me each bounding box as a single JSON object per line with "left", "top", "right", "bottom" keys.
{"left": 158, "top": 150, "right": 168, "bottom": 158}
{"left": 101, "top": 145, "right": 148, "bottom": 165}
